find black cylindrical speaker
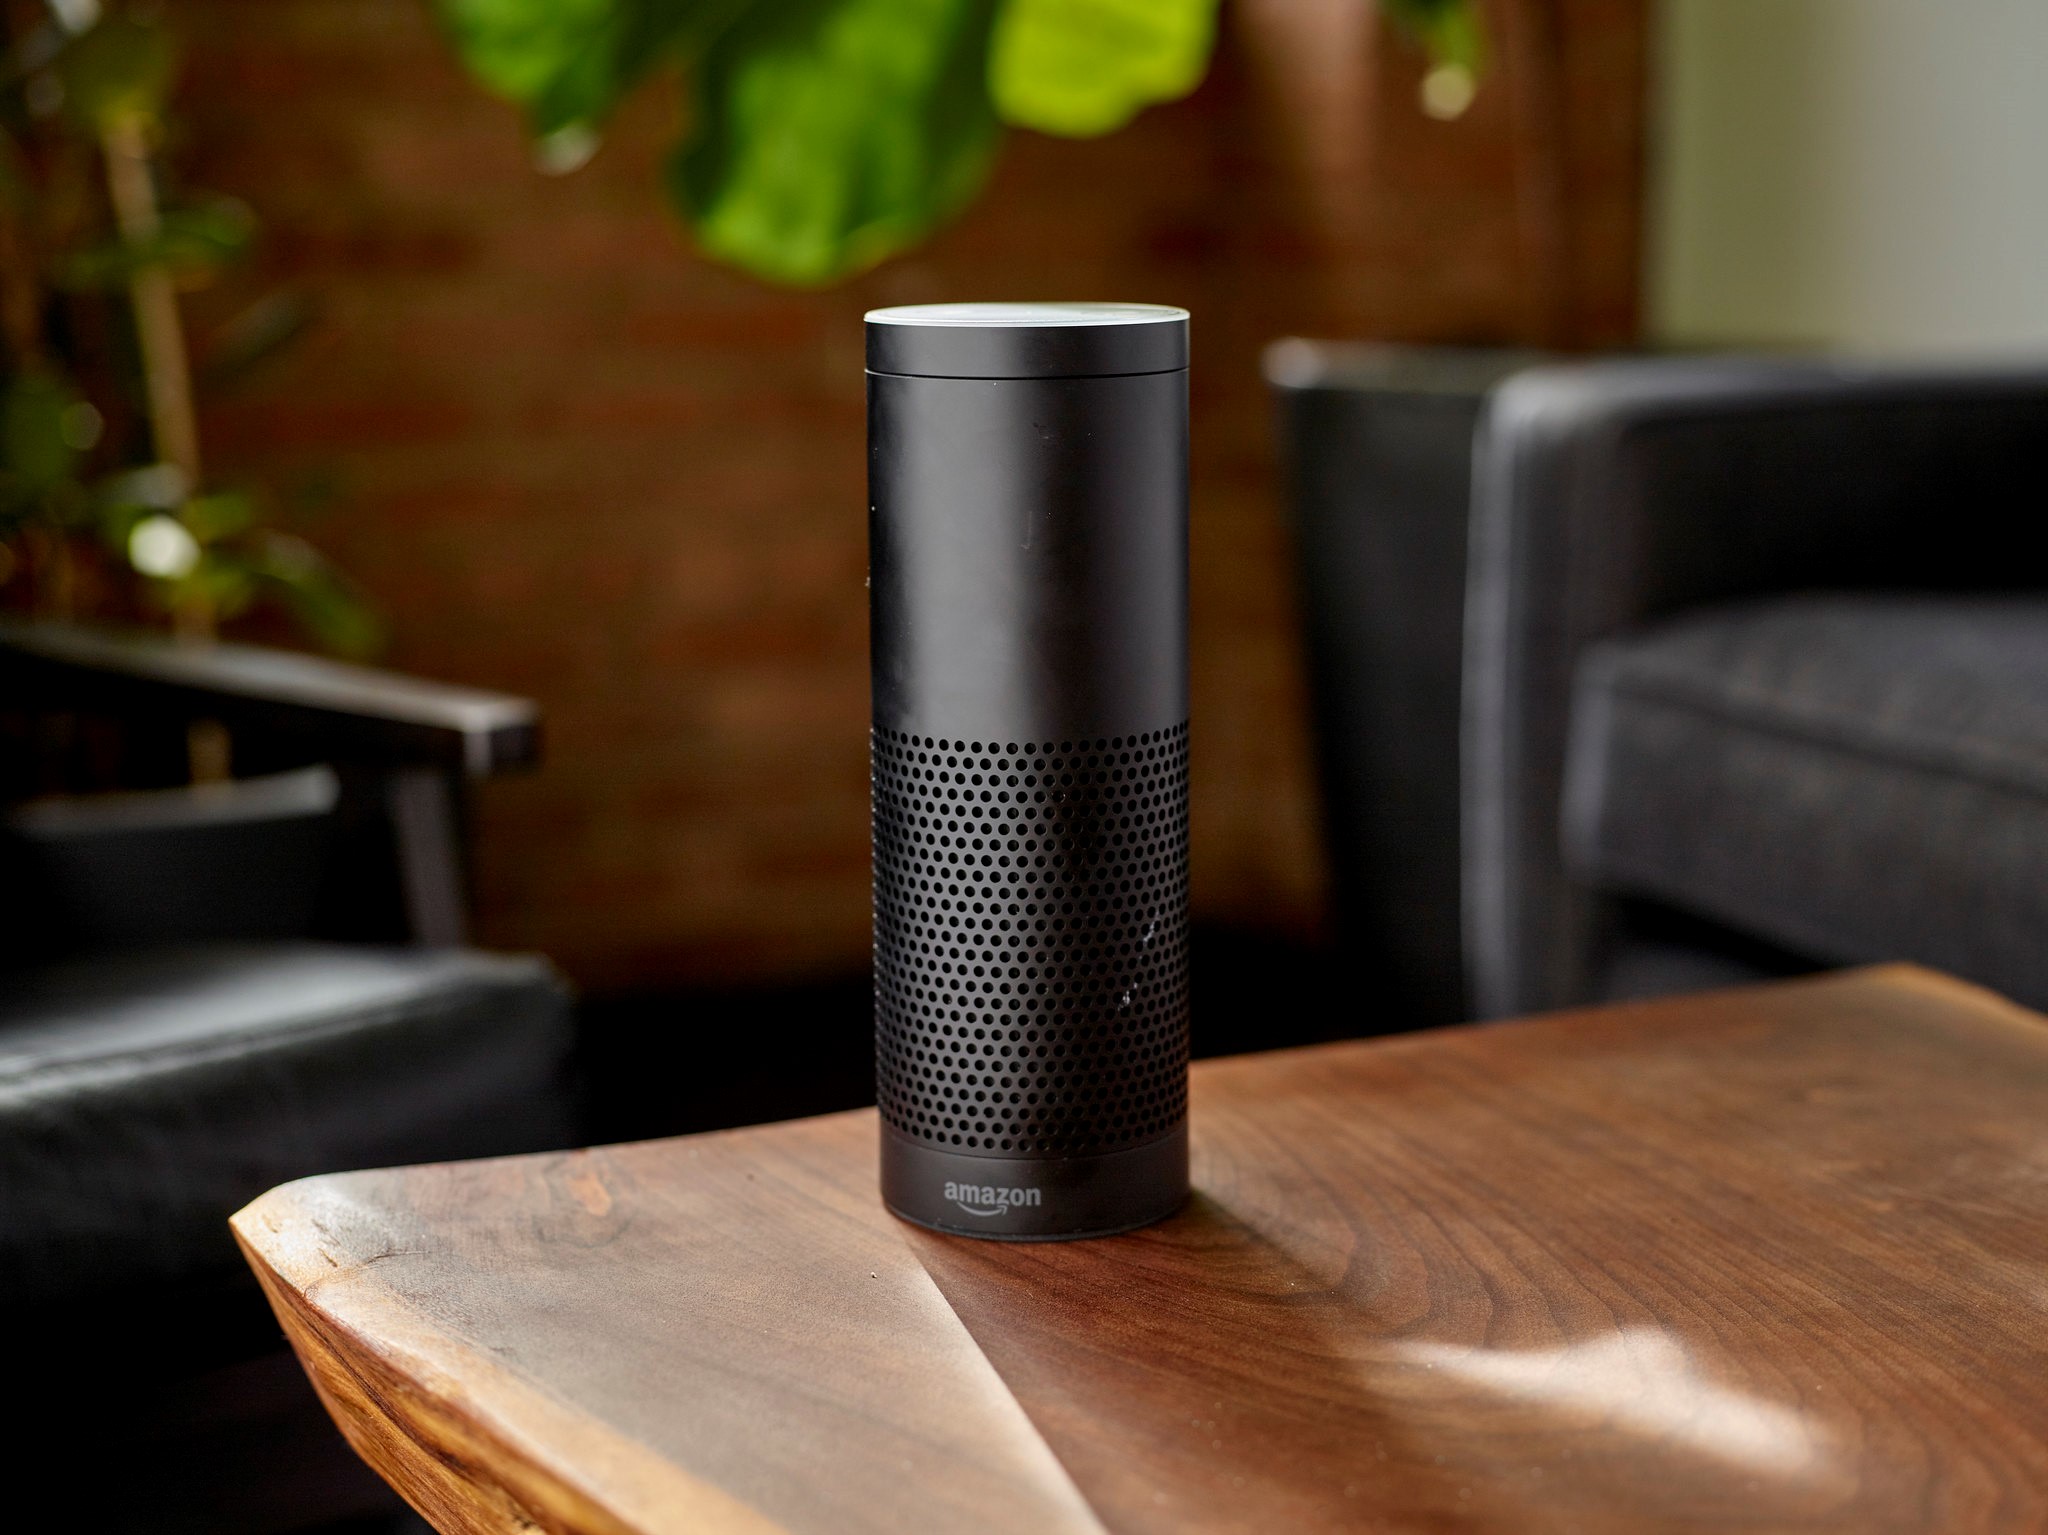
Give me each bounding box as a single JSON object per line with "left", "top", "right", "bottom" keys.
{"left": 868, "top": 302, "right": 1191, "bottom": 1240}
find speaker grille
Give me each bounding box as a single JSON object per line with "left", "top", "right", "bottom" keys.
{"left": 872, "top": 725, "right": 1190, "bottom": 1158}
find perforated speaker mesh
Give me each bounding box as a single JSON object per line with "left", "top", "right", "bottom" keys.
{"left": 873, "top": 725, "right": 1190, "bottom": 1158}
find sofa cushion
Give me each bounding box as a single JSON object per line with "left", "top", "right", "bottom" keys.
{"left": 1564, "top": 595, "right": 2048, "bottom": 1009}
{"left": 2, "top": 768, "right": 339, "bottom": 950}
{"left": 0, "top": 943, "right": 574, "bottom": 1310}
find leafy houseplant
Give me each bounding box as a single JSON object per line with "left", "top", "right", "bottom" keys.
{"left": 0, "top": 3, "right": 377, "bottom": 701}
{"left": 436, "top": 0, "right": 1486, "bottom": 285}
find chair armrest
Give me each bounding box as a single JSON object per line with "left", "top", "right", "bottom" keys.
{"left": 1461, "top": 357, "right": 2048, "bottom": 1019}
{"left": 1267, "top": 342, "right": 1550, "bottom": 1026}
{"left": 0, "top": 619, "right": 538, "bottom": 777}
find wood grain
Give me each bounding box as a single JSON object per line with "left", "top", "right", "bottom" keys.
{"left": 235, "top": 1117, "right": 1105, "bottom": 1535}
{"left": 236, "top": 967, "right": 2048, "bottom": 1533}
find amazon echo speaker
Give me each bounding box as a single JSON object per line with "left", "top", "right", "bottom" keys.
{"left": 868, "top": 302, "right": 1191, "bottom": 1240}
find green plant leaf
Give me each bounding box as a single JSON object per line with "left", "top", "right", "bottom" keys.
{"left": 56, "top": 13, "right": 177, "bottom": 132}
{"left": 250, "top": 531, "right": 384, "bottom": 658}
{"left": 1, "top": 374, "right": 83, "bottom": 497}
{"left": 181, "top": 552, "right": 256, "bottom": 620}
{"left": 990, "top": 0, "right": 1217, "bottom": 138}
{"left": 1382, "top": 0, "right": 1485, "bottom": 73}
{"left": 672, "top": 0, "right": 1002, "bottom": 284}
{"left": 59, "top": 200, "right": 256, "bottom": 290}
{"left": 180, "top": 490, "right": 257, "bottom": 545}
{"left": 433, "top": 0, "right": 737, "bottom": 138}
{"left": 433, "top": 0, "right": 627, "bottom": 133}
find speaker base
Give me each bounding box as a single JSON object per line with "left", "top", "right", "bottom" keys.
{"left": 881, "top": 1123, "right": 1188, "bottom": 1241}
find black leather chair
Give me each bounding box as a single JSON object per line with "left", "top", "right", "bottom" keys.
{"left": 1462, "top": 357, "right": 2048, "bottom": 1017}
{"left": 1277, "top": 349, "right": 2048, "bottom": 1024}
{"left": 1269, "top": 342, "right": 1541, "bottom": 1027}
{"left": 1, "top": 619, "right": 575, "bottom": 1533}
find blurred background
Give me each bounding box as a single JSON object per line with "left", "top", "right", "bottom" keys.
{"left": 24, "top": 1, "right": 2048, "bottom": 1009}
{"left": 6, "top": 1, "right": 2048, "bottom": 1529}
{"left": 152, "top": 0, "right": 2046, "bottom": 1006}
{"left": 122, "top": 0, "right": 1645, "bottom": 1039}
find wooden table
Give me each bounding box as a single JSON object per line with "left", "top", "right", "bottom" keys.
{"left": 234, "top": 967, "right": 2048, "bottom": 1534}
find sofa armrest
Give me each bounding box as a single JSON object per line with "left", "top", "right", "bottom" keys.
{"left": 0, "top": 619, "right": 538, "bottom": 777}
{"left": 1461, "top": 357, "right": 2048, "bottom": 1018}
{"left": 1268, "top": 342, "right": 1549, "bottom": 1026}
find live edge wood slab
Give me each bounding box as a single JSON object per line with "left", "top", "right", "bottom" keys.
{"left": 233, "top": 967, "right": 2048, "bottom": 1534}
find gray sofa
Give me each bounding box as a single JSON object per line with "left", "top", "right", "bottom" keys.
{"left": 1465, "top": 358, "right": 2048, "bottom": 1017}
{"left": 1278, "top": 349, "right": 2048, "bottom": 1023}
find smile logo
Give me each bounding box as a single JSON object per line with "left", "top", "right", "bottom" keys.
{"left": 945, "top": 1181, "right": 1043, "bottom": 1218}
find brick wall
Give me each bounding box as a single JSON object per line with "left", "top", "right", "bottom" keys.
{"left": 176, "top": 0, "right": 1645, "bottom": 990}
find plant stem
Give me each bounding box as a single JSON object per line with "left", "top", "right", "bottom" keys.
{"left": 101, "top": 116, "right": 225, "bottom": 779}
{"left": 186, "top": 717, "right": 232, "bottom": 782}
{"left": 99, "top": 115, "right": 202, "bottom": 489}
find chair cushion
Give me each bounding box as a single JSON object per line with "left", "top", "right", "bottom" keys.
{"left": 2, "top": 768, "right": 339, "bottom": 950}
{"left": 0, "top": 943, "right": 574, "bottom": 1310}
{"left": 1564, "top": 595, "right": 2048, "bottom": 1009}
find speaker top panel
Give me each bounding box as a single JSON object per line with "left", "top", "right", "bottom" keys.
{"left": 865, "top": 302, "right": 1188, "bottom": 380}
